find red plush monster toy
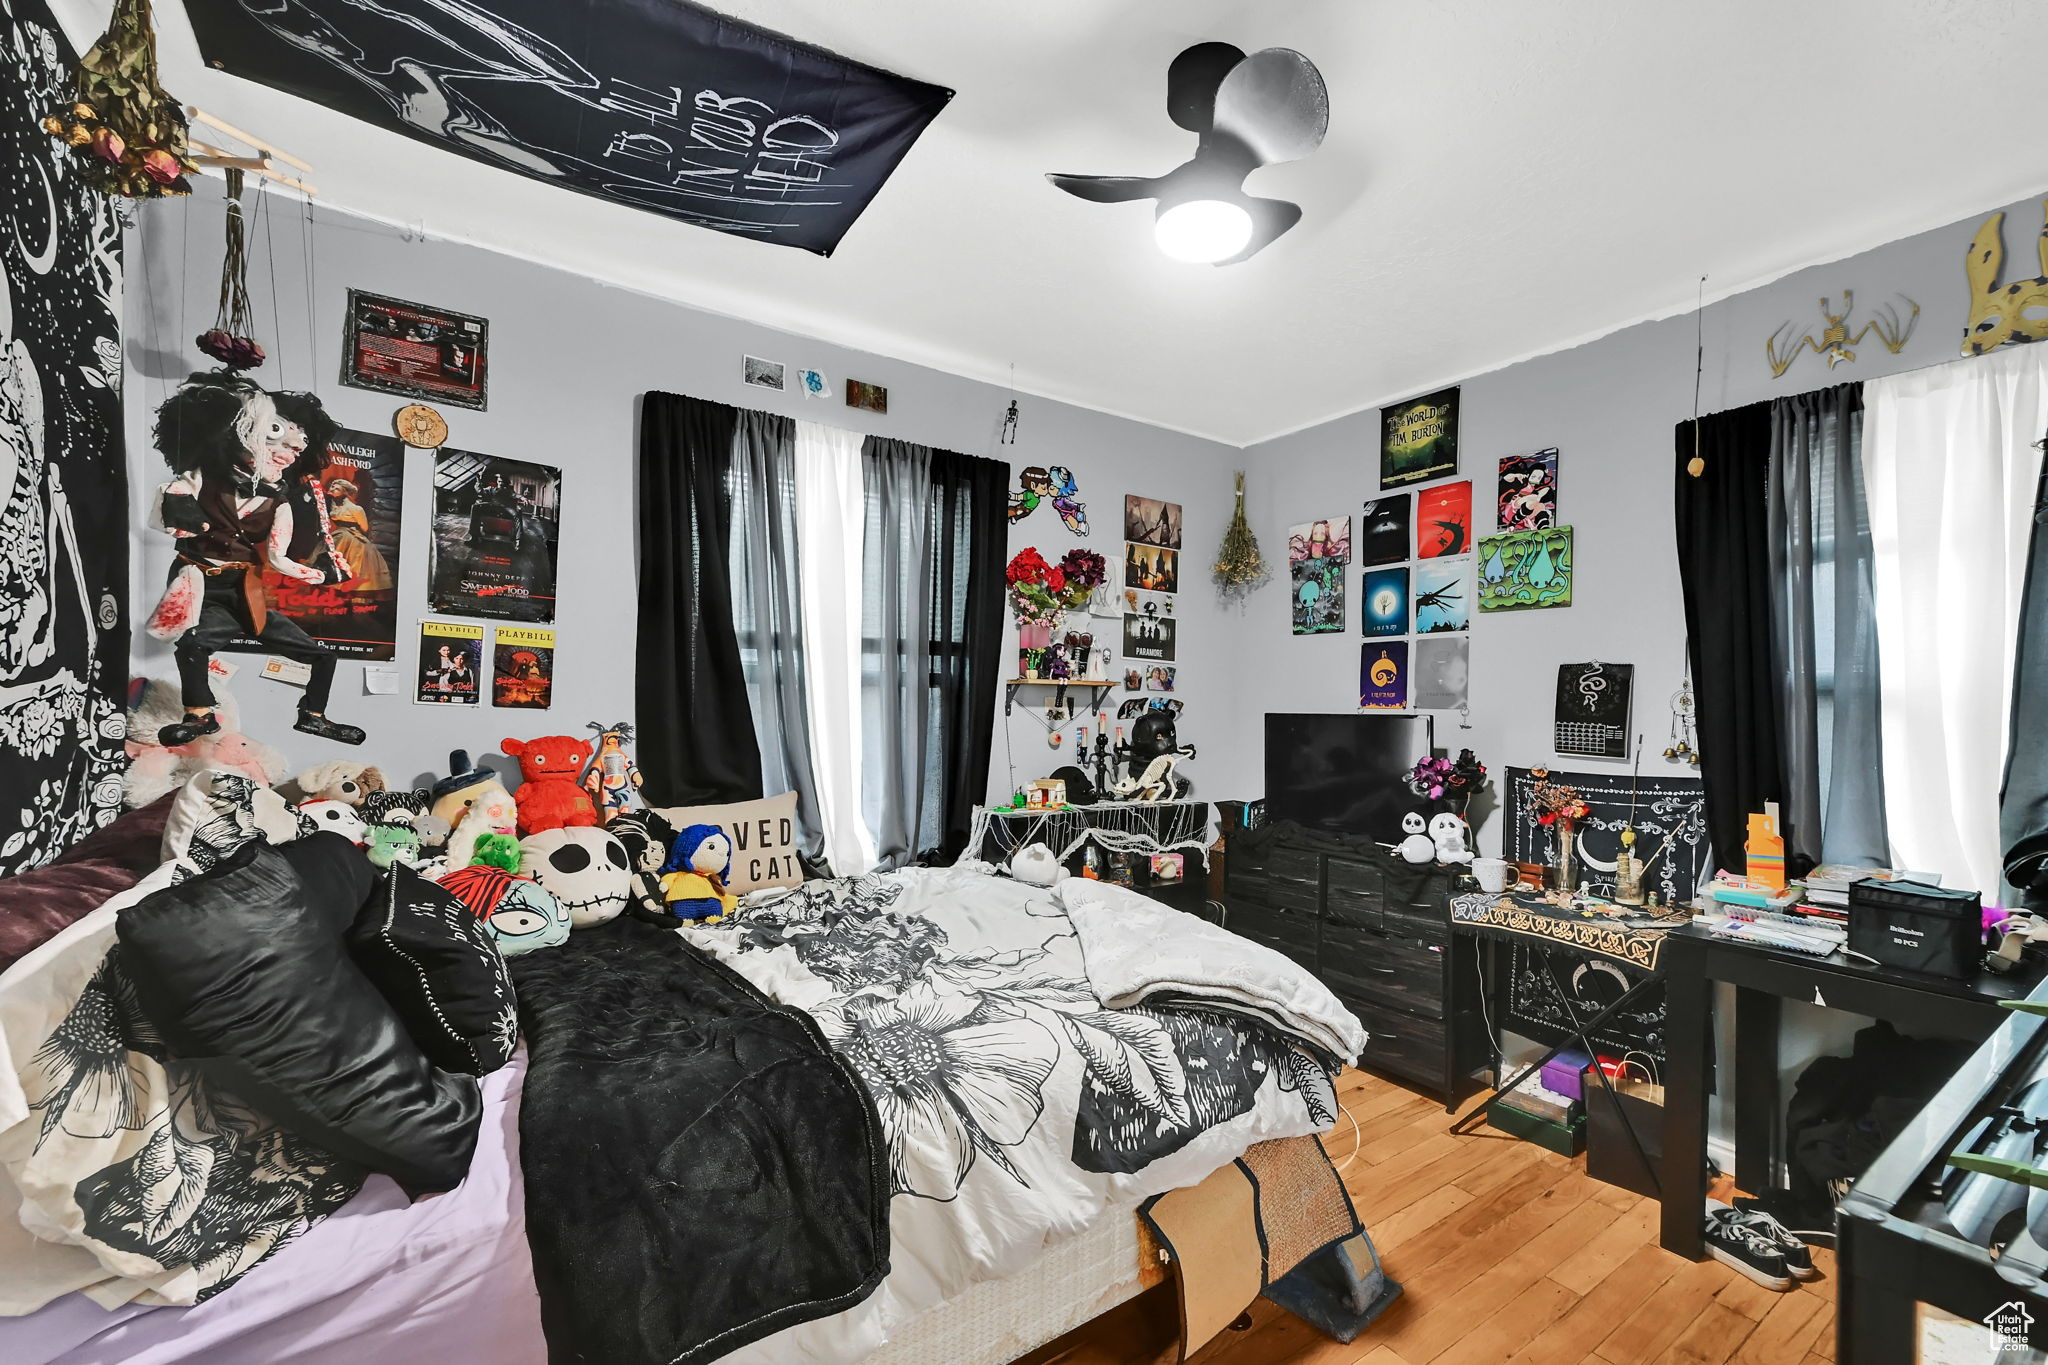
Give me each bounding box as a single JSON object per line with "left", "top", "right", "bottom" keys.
{"left": 501, "top": 735, "right": 600, "bottom": 835}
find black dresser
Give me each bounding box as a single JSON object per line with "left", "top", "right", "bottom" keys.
{"left": 1221, "top": 819, "right": 1466, "bottom": 1102}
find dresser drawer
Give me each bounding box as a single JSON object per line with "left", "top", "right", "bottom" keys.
{"left": 1326, "top": 857, "right": 1385, "bottom": 900}
{"left": 1347, "top": 998, "right": 1448, "bottom": 1089}
{"left": 1321, "top": 881, "right": 1382, "bottom": 930}
{"left": 1381, "top": 898, "right": 1448, "bottom": 945}
{"left": 1226, "top": 866, "right": 1322, "bottom": 914}
{"left": 1320, "top": 926, "right": 1445, "bottom": 1019}
{"left": 1226, "top": 900, "right": 1319, "bottom": 969}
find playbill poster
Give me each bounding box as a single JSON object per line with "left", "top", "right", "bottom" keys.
{"left": 493, "top": 625, "right": 556, "bottom": 710}
{"left": 242, "top": 427, "right": 405, "bottom": 660}
{"left": 415, "top": 620, "right": 483, "bottom": 705}
{"left": 428, "top": 449, "right": 563, "bottom": 622}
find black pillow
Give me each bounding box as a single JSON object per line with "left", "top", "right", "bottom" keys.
{"left": 349, "top": 862, "right": 517, "bottom": 1076}
{"left": 117, "top": 834, "right": 482, "bottom": 1195}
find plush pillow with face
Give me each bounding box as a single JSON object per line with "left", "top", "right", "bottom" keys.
{"left": 518, "top": 827, "right": 630, "bottom": 927}
{"left": 299, "top": 800, "right": 368, "bottom": 844}
{"left": 437, "top": 864, "right": 570, "bottom": 956}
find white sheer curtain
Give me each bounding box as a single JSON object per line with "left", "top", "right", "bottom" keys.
{"left": 793, "top": 420, "right": 875, "bottom": 875}
{"left": 1865, "top": 345, "right": 2048, "bottom": 898}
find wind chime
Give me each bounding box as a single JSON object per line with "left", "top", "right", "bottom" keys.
{"left": 1664, "top": 664, "right": 1700, "bottom": 766}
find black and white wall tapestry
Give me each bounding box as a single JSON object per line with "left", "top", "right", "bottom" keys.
{"left": 1505, "top": 765, "right": 1709, "bottom": 903}
{"left": 0, "top": 0, "right": 129, "bottom": 874}
{"left": 186, "top": 0, "right": 955, "bottom": 255}
{"left": 1553, "top": 661, "right": 1633, "bottom": 759}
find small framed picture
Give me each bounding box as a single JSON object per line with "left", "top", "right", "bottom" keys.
{"left": 743, "top": 355, "right": 785, "bottom": 391}
{"left": 846, "top": 379, "right": 889, "bottom": 413}
{"left": 798, "top": 368, "right": 831, "bottom": 399}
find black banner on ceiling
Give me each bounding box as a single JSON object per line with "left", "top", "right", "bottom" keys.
{"left": 186, "top": 0, "right": 953, "bottom": 255}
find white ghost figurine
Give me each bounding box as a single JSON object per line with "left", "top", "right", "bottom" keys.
{"left": 519, "top": 826, "right": 632, "bottom": 927}
{"left": 1428, "top": 811, "right": 1475, "bottom": 865}
{"left": 1008, "top": 843, "right": 1068, "bottom": 886}
{"left": 1397, "top": 811, "right": 1437, "bottom": 864}
{"left": 299, "top": 799, "right": 367, "bottom": 845}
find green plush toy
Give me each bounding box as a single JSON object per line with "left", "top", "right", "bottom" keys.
{"left": 364, "top": 823, "right": 423, "bottom": 870}
{"left": 470, "top": 832, "right": 522, "bottom": 872}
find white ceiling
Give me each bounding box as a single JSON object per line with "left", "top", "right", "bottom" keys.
{"left": 55, "top": 0, "right": 2048, "bottom": 445}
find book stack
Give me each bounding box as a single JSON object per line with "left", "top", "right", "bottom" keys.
{"left": 1794, "top": 865, "right": 1940, "bottom": 922}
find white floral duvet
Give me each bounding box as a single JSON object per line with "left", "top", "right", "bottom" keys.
{"left": 679, "top": 865, "right": 1340, "bottom": 1365}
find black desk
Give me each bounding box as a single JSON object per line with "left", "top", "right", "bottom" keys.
{"left": 1658, "top": 925, "right": 2048, "bottom": 1257}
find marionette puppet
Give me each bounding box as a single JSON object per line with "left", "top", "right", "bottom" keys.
{"left": 145, "top": 372, "right": 365, "bottom": 746}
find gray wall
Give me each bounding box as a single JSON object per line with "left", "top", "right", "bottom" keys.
{"left": 1231, "top": 190, "right": 2046, "bottom": 858}
{"left": 125, "top": 187, "right": 1240, "bottom": 802}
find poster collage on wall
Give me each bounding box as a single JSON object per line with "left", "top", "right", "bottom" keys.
{"left": 1295, "top": 386, "right": 1574, "bottom": 716}
{"left": 1121, "top": 494, "right": 1181, "bottom": 671}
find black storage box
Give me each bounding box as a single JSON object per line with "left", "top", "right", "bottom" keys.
{"left": 1584, "top": 1070, "right": 1663, "bottom": 1198}
{"left": 1847, "top": 879, "right": 1982, "bottom": 979}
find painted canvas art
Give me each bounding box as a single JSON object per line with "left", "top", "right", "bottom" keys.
{"left": 1414, "top": 559, "right": 1472, "bottom": 633}
{"left": 1415, "top": 480, "right": 1473, "bottom": 559}
{"left": 1413, "top": 637, "right": 1470, "bottom": 711}
{"left": 1360, "top": 642, "right": 1409, "bottom": 710}
{"left": 1359, "top": 495, "right": 1411, "bottom": 567}
{"left": 1124, "top": 495, "right": 1183, "bottom": 549}
{"left": 1288, "top": 516, "right": 1353, "bottom": 564}
{"left": 1291, "top": 559, "right": 1346, "bottom": 634}
{"left": 1477, "top": 527, "right": 1574, "bottom": 612}
{"left": 1125, "top": 542, "right": 1179, "bottom": 592}
{"left": 1361, "top": 567, "right": 1409, "bottom": 637}
{"left": 1498, "top": 448, "right": 1559, "bottom": 531}
{"left": 1380, "top": 387, "right": 1459, "bottom": 488}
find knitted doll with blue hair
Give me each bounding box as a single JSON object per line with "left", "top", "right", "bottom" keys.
{"left": 659, "top": 824, "right": 736, "bottom": 923}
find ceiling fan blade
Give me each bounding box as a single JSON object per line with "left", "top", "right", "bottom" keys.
{"left": 1046, "top": 173, "right": 1164, "bottom": 204}
{"left": 1212, "top": 48, "right": 1329, "bottom": 167}
{"left": 1165, "top": 42, "right": 1246, "bottom": 133}
{"left": 1215, "top": 196, "right": 1304, "bottom": 264}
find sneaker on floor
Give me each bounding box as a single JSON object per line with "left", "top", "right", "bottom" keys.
{"left": 295, "top": 712, "right": 365, "bottom": 746}
{"left": 1703, "top": 1207, "right": 1794, "bottom": 1291}
{"left": 158, "top": 712, "right": 222, "bottom": 746}
{"left": 1719, "top": 1199, "right": 1819, "bottom": 1280}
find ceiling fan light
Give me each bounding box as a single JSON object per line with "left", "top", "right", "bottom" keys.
{"left": 1153, "top": 199, "right": 1254, "bottom": 264}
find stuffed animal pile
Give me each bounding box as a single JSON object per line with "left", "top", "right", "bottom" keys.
{"left": 123, "top": 678, "right": 287, "bottom": 808}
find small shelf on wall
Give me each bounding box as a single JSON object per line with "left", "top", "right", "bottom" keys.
{"left": 1003, "top": 678, "right": 1117, "bottom": 716}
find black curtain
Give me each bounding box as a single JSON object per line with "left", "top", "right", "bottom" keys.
{"left": 1675, "top": 401, "right": 1782, "bottom": 873}
{"left": 2002, "top": 440, "right": 2048, "bottom": 906}
{"left": 636, "top": 392, "right": 763, "bottom": 806}
{"left": 927, "top": 449, "right": 1007, "bottom": 861}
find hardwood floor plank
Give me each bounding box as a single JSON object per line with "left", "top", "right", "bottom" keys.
{"left": 1510, "top": 1244, "right": 1684, "bottom": 1364}
{"left": 1728, "top": 1285, "right": 1832, "bottom": 1364}
{"left": 1590, "top": 1255, "right": 1738, "bottom": 1362}
{"left": 1713, "top": 1268, "right": 1787, "bottom": 1323}
{"left": 1428, "top": 1276, "right": 1578, "bottom": 1365}
{"left": 1654, "top": 1301, "right": 1758, "bottom": 1364}
{"left": 1548, "top": 1199, "right": 1660, "bottom": 1295}
{"left": 1364, "top": 1184, "right": 1477, "bottom": 1256}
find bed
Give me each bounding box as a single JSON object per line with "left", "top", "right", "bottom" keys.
{"left": 0, "top": 796, "right": 1361, "bottom": 1365}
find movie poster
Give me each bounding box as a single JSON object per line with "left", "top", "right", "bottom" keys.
{"left": 1498, "top": 448, "right": 1559, "bottom": 531}
{"left": 1478, "top": 527, "right": 1574, "bottom": 612}
{"left": 1289, "top": 516, "right": 1352, "bottom": 564}
{"left": 1122, "top": 612, "right": 1176, "bottom": 662}
{"left": 1124, "top": 542, "right": 1179, "bottom": 593}
{"left": 243, "top": 427, "right": 405, "bottom": 660}
{"left": 1358, "top": 495, "right": 1411, "bottom": 566}
{"left": 493, "top": 625, "right": 556, "bottom": 709}
{"left": 1124, "top": 494, "right": 1182, "bottom": 548}
{"left": 1414, "top": 559, "right": 1473, "bottom": 633}
{"left": 1415, "top": 480, "right": 1473, "bottom": 559}
{"left": 342, "top": 291, "right": 489, "bottom": 409}
{"left": 1413, "top": 637, "right": 1470, "bottom": 711}
{"left": 1380, "top": 387, "right": 1459, "bottom": 488}
{"left": 1360, "top": 641, "right": 1409, "bottom": 710}
{"left": 429, "top": 449, "right": 562, "bottom": 621}
{"left": 1290, "top": 559, "right": 1345, "bottom": 635}
{"left": 1362, "top": 566, "right": 1409, "bottom": 637}
{"left": 415, "top": 620, "right": 483, "bottom": 705}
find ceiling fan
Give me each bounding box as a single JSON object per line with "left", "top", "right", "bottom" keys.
{"left": 1047, "top": 42, "right": 1329, "bottom": 265}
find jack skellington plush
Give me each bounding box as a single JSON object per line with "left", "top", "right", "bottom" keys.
{"left": 146, "top": 372, "right": 363, "bottom": 746}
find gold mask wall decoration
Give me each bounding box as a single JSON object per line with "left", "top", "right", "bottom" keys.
{"left": 1964, "top": 201, "right": 2048, "bottom": 355}
{"left": 1765, "top": 290, "right": 1918, "bottom": 378}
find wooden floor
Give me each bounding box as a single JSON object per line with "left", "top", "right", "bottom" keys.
{"left": 1042, "top": 1068, "right": 1838, "bottom": 1365}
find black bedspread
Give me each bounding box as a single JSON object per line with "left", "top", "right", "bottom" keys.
{"left": 509, "top": 918, "right": 891, "bottom": 1365}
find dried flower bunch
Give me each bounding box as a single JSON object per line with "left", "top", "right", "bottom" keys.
{"left": 43, "top": 0, "right": 195, "bottom": 200}
{"left": 1213, "top": 471, "right": 1270, "bottom": 603}
{"left": 1527, "top": 769, "right": 1590, "bottom": 830}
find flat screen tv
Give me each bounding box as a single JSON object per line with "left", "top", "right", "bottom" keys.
{"left": 1263, "top": 713, "right": 1436, "bottom": 842}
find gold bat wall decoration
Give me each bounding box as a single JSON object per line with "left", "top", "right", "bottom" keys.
{"left": 1766, "top": 290, "right": 1918, "bottom": 378}
{"left": 1964, "top": 200, "right": 2048, "bottom": 355}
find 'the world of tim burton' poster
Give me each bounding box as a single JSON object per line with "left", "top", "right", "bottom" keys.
{"left": 1477, "top": 527, "right": 1574, "bottom": 612}
{"left": 492, "top": 625, "right": 556, "bottom": 709}
{"left": 1415, "top": 480, "right": 1473, "bottom": 559}
{"left": 1380, "top": 387, "right": 1459, "bottom": 488}
{"left": 1361, "top": 641, "right": 1409, "bottom": 709}
{"left": 428, "top": 449, "right": 562, "bottom": 621}
{"left": 1361, "top": 566, "right": 1409, "bottom": 637}
{"left": 415, "top": 620, "right": 483, "bottom": 705}
{"left": 247, "top": 427, "right": 405, "bottom": 659}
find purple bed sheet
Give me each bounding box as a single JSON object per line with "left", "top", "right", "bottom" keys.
{"left": 0, "top": 1052, "right": 543, "bottom": 1365}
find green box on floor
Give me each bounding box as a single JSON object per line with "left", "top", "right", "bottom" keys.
{"left": 1486, "top": 1101, "right": 1586, "bottom": 1156}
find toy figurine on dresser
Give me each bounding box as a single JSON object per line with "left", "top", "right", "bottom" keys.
{"left": 1109, "top": 711, "right": 1196, "bottom": 802}
{"left": 144, "top": 373, "right": 364, "bottom": 746}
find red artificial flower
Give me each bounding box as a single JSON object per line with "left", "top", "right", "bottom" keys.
{"left": 1536, "top": 812, "right": 1556, "bottom": 826}
{"left": 1045, "top": 567, "right": 1065, "bottom": 593}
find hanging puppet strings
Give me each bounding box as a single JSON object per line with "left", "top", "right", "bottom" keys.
{"left": 197, "top": 168, "right": 265, "bottom": 370}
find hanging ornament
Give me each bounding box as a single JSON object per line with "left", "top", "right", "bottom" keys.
{"left": 1212, "top": 471, "right": 1271, "bottom": 603}
{"left": 1665, "top": 664, "right": 1700, "bottom": 766}
{"left": 395, "top": 404, "right": 450, "bottom": 449}
{"left": 196, "top": 169, "right": 265, "bottom": 370}
{"left": 42, "top": 0, "right": 197, "bottom": 200}
{"left": 1000, "top": 398, "right": 1019, "bottom": 445}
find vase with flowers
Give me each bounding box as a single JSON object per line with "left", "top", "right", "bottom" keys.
{"left": 1528, "top": 771, "right": 1591, "bottom": 891}
{"left": 1007, "top": 547, "right": 1104, "bottom": 677}
{"left": 1403, "top": 748, "right": 1489, "bottom": 817}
